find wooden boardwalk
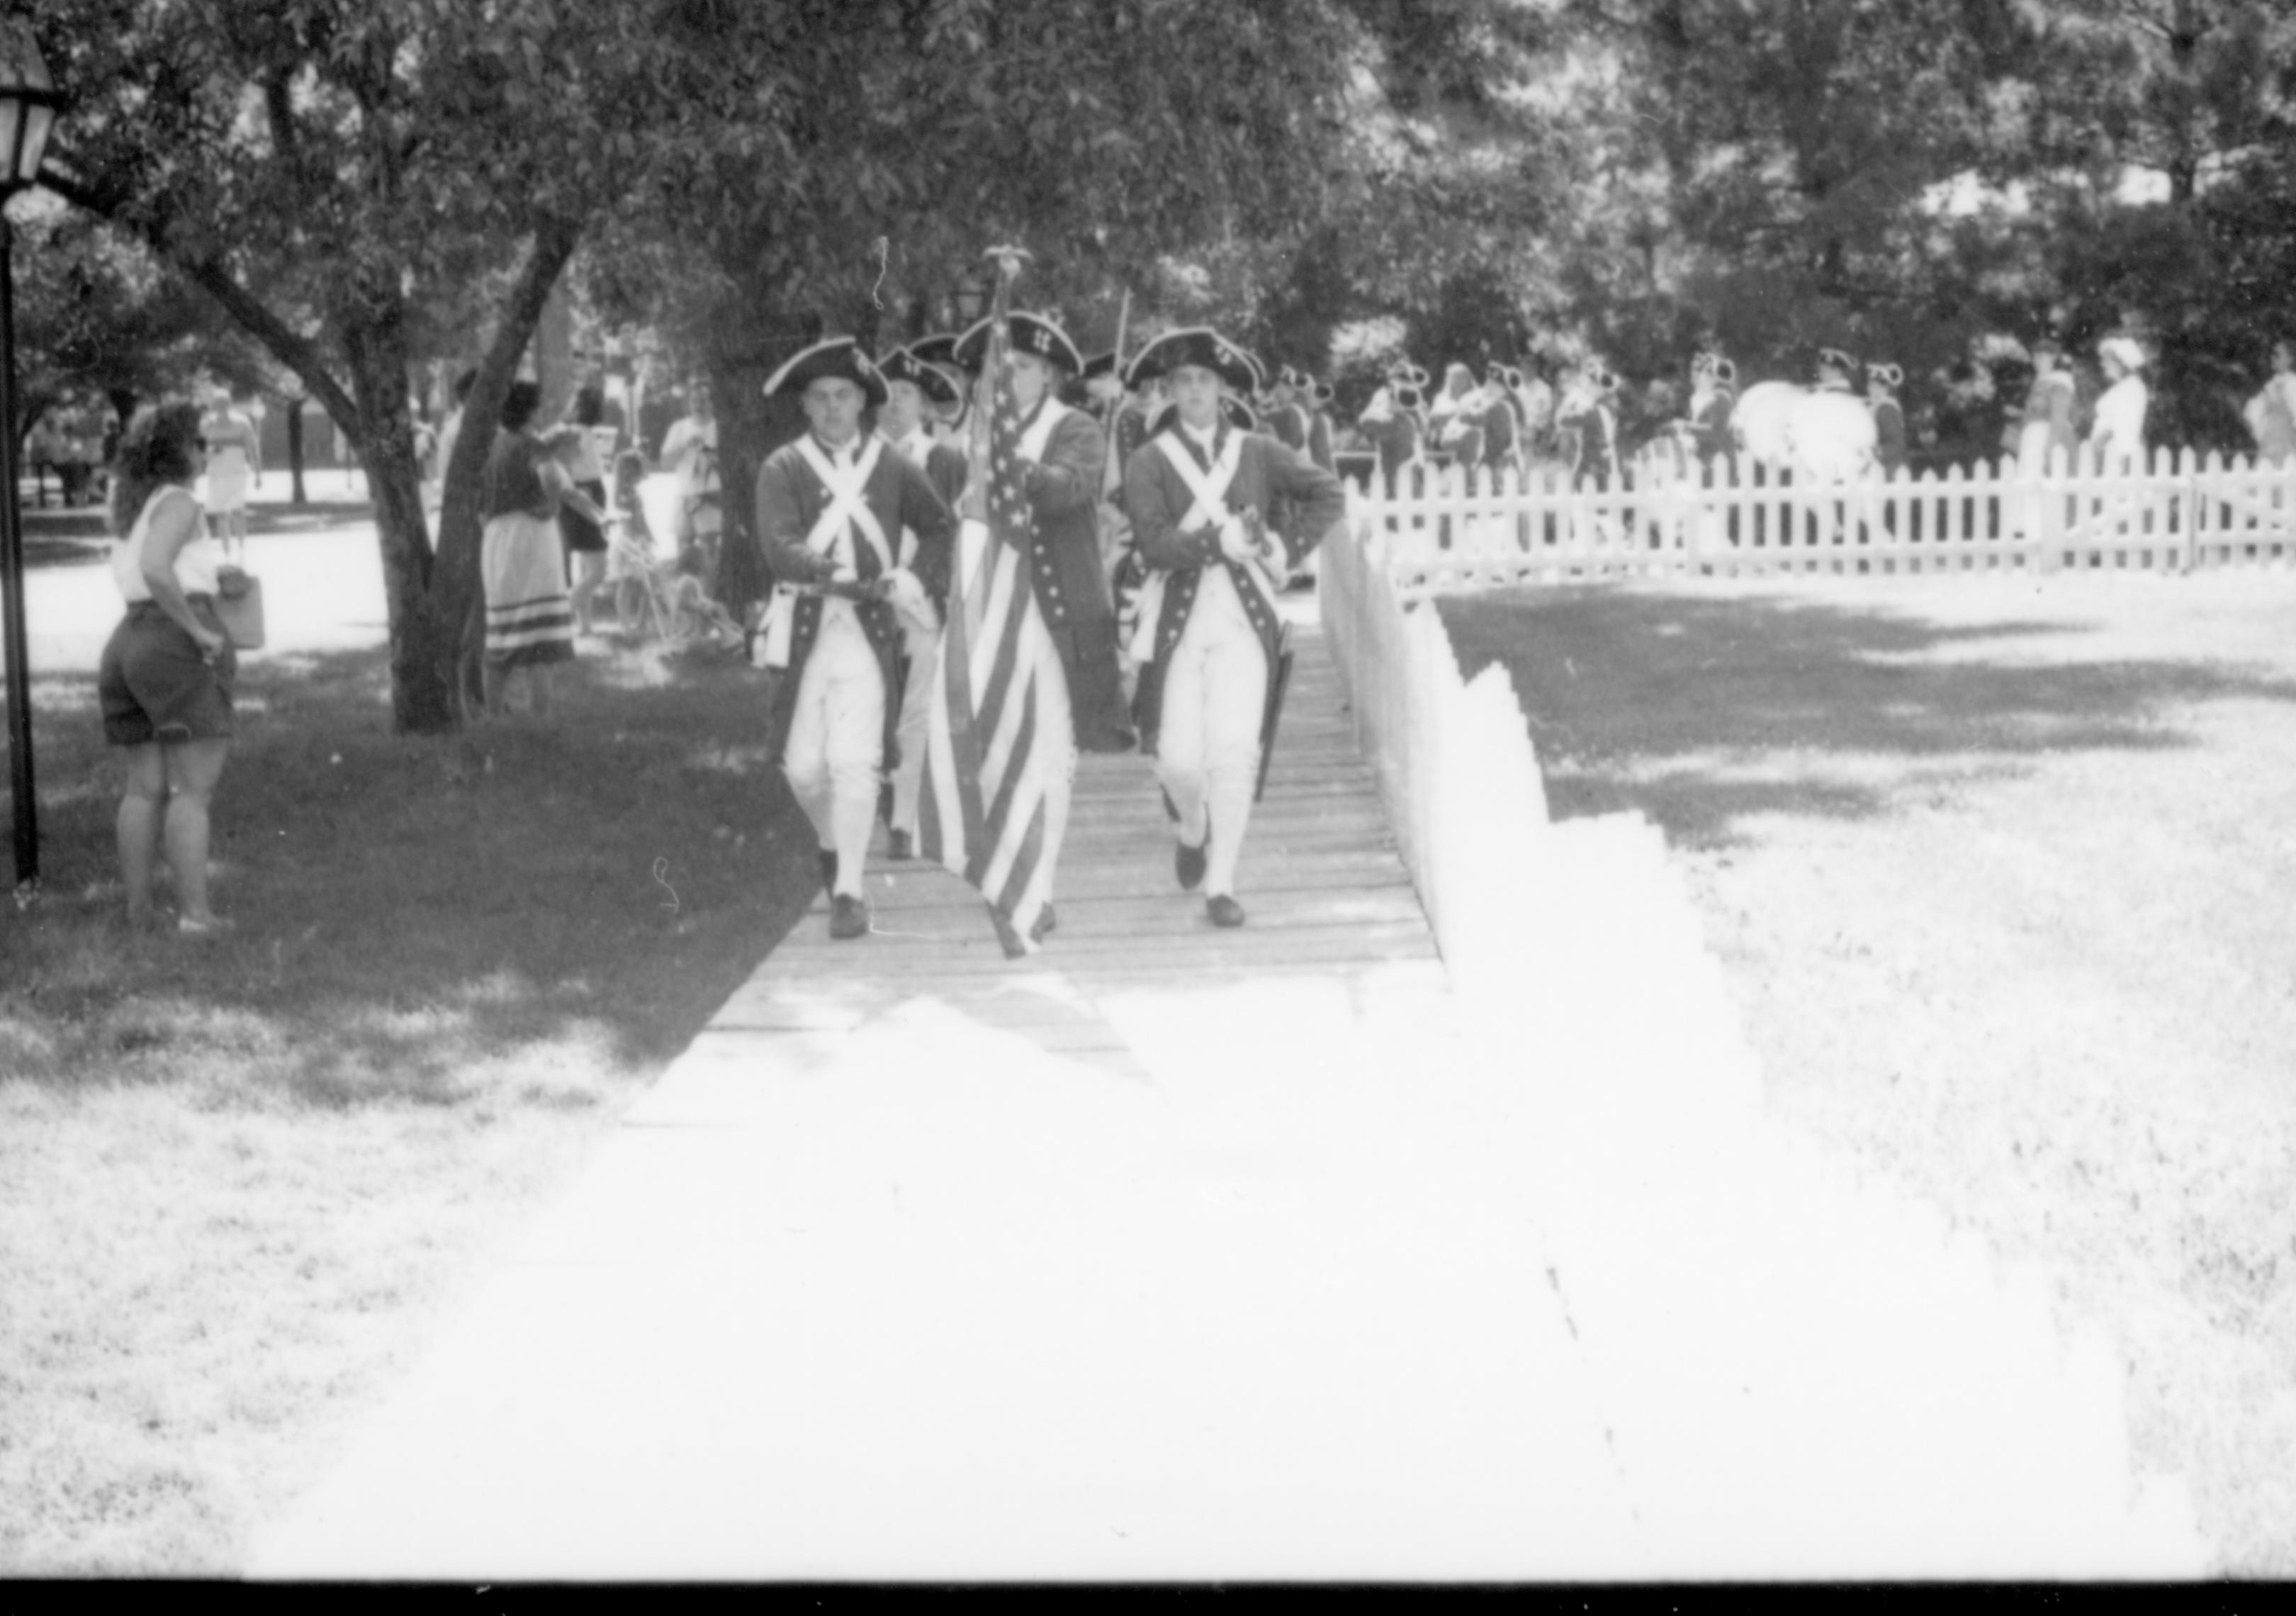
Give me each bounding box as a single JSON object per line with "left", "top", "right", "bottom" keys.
{"left": 668, "top": 606, "right": 1453, "bottom": 1100}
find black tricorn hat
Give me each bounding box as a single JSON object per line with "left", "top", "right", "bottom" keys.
{"left": 952, "top": 311, "right": 1084, "bottom": 375}
{"left": 908, "top": 332, "right": 963, "bottom": 371}
{"left": 1126, "top": 327, "right": 1263, "bottom": 394}
{"left": 762, "top": 337, "right": 888, "bottom": 408}
{"left": 877, "top": 347, "right": 960, "bottom": 407}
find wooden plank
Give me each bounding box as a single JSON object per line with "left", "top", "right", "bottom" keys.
{"left": 850, "top": 881, "right": 1423, "bottom": 927}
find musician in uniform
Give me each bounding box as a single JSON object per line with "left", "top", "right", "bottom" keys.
{"left": 1122, "top": 327, "right": 1346, "bottom": 928}
{"left": 1262, "top": 366, "right": 1314, "bottom": 456}
{"left": 1558, "top": 360, "right": 1621, "bottom": 483}
{"left": 1358, "top": 376, "right": 1426, "bottom": 500}
{"left": 875, "top": 346, "right": 969, "bottom": 860}
{"left": 753, "top": 337, "right": 956, "bottom": 940}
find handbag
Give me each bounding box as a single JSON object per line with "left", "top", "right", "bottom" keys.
{"left": 213, "top": 566, "right": 266, "bottom": 651}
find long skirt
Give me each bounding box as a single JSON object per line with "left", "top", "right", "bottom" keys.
{"left": 483, "top": 511, "right": 576, "bottom": 668}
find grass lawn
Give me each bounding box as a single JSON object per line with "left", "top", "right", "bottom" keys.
{"left": 1, "top": 507, "right": 818, "bottom": 1572}
{"left": 1441, "top": 568, "right": 2296, "bottom": 1576}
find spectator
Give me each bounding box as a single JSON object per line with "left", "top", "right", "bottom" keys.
{"left": 199, "top": 387, "right": 264, "bottom": 561}
{"left": 658, "top": 379, "right": 722, "bottom": 585}
{"left": 2089, "top": 338, "right": 2150, "bottom": 472}
{"left": 480, "top": 380, "right": 607, "bottom": 718}
{"left": 27, "top": 413, "right": 61, "bottom": 508}
{"left": 96, "top": 401, "right": 236, "bottom": 936}
{"left": 2244, "top": 340, "right": 2296, "bottom": 466}
{"left": 552, "top": 383, "right": 614, "bottom": 636}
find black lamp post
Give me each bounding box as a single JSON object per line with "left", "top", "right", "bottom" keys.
{"left": 0, "top": 14, "right": 57, "bottom": 903}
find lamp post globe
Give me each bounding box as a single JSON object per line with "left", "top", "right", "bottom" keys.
{"left": 1, "top": 12, "right": 62, "bottom": 901}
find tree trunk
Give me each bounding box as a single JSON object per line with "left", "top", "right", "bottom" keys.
{"left": 423, "top": 217, "right": 587, "bottom": 728}
{"left": 342, "top": 305, "right": 457, "bottom": 733}
{"left": 284, "top": 399, "right": 308, "bottom": 505}
{"left": 535, "top": 278, "right": 576, "bottom": 426}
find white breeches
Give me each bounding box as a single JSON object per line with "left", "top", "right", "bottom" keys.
{"left": 1154, "top": 571, "right": 1266, "bottom": 899}
{"left": 782, "top": 607, "right": 884, "bottom": 898}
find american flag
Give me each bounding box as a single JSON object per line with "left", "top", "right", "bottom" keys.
{"left": 916, "top": 303, "right": 1059, "bottom": 958}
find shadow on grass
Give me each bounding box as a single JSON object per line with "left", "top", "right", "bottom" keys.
{"left": 0, "top": 638, "right": 823, "bottom": 1112}
{"left": 1439, "top": 583, "right": 2296, "bottom": 849}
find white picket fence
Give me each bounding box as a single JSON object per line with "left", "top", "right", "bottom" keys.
{"left": 1354, "top": 447, "right": 2296, "bottom": 600}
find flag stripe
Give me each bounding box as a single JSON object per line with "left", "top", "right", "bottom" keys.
{"left": 917, "top": 286, "right": 1064, "bottom": 955}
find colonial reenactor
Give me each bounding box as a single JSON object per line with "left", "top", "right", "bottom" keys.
{"left": 1358, "top": 378, "right": 1426, "bottom": 499}
{"left": 1303, "top": 378, "right": 1338, "bottom": 474}
{"left": 908, "top": 332, "right": 972, "bottom": 440}
{"left": 1122, "top": 327, "right": 1346, "bottom": 928}
{"left": 875, "top": 346, "right": 971, "bottom": 860}
{"left": 1815, "top": 347, "right": 1859, "bottom": 394}
{"left": 951, "top": 310, "right": 1137, "bottom": 758}
{"left": 1261, "top": 366, "right": 1314, "bottom": 456}
{"left": 754, "top": 337, "right": 956, "bottom": 940}
{"left": 1866, "top": 361, "right": 1908, "bottom": 475}
{"left": 1558, "top": 360, "right": 1621, "bottom": 483}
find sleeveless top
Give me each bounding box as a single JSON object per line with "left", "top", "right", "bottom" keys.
{"left": 482, "top": 430, "right": 554, "bottom": 521}
{"left": 111, "top": 485, "right": 223, "bottom": 603}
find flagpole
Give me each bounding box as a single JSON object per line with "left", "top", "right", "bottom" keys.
{"left": 1101, "top": 288, "right": 1132, "bottom": 503}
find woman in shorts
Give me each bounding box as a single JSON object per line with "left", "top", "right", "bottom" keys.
{"left": 97, "top": 402, "right": 236, "bottom": 936}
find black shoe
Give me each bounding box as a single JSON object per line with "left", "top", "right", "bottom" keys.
{"left": 1030, "top": 903, "right": 1057, "bottom": 943}
{"left": 817, "top": 849, "right": 838, "bottom": 894}
{"left": 887, "top": 829, "right": 913, "bottom": 862}
{"left": 1175, "top": 839, "right": 1208, "bottom": 892}
{"left": 1205, "top": 894, "right": 1246, "bottom": 928}
{"left": 830, "top": 894, "right": 870, "bottom": 940}
{"left": 1079, "top": 724, "right": 1137, "bottom": 755}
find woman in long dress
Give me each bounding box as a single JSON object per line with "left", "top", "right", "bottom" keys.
{"left": 480, "top": 380, "right": 607, "bottom": 718}
{"left": 2012, "top": 338, "right": 2079, "bottom": 539}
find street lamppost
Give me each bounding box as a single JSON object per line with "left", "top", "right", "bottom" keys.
{"left": 0, "top": 14, "right": 57, "bottom": 903}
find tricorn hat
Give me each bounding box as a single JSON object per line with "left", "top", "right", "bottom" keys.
{"left": 953, "top": 311, "right": 1084, "bottom": 375}
{"left": 877, "top": 346, "right": 960, "bottom": 408}
{"left": 1817, "top": 346, "right": 1860, "bottom": 376}
{"left": 908, "top": 332, "right": 963, "bottom": 371}
{"left": 1125, "top": 326, "right": 1263, "bottom": 394}
{"left": 763, "top": 337, "right": 887, "bottom": 408}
